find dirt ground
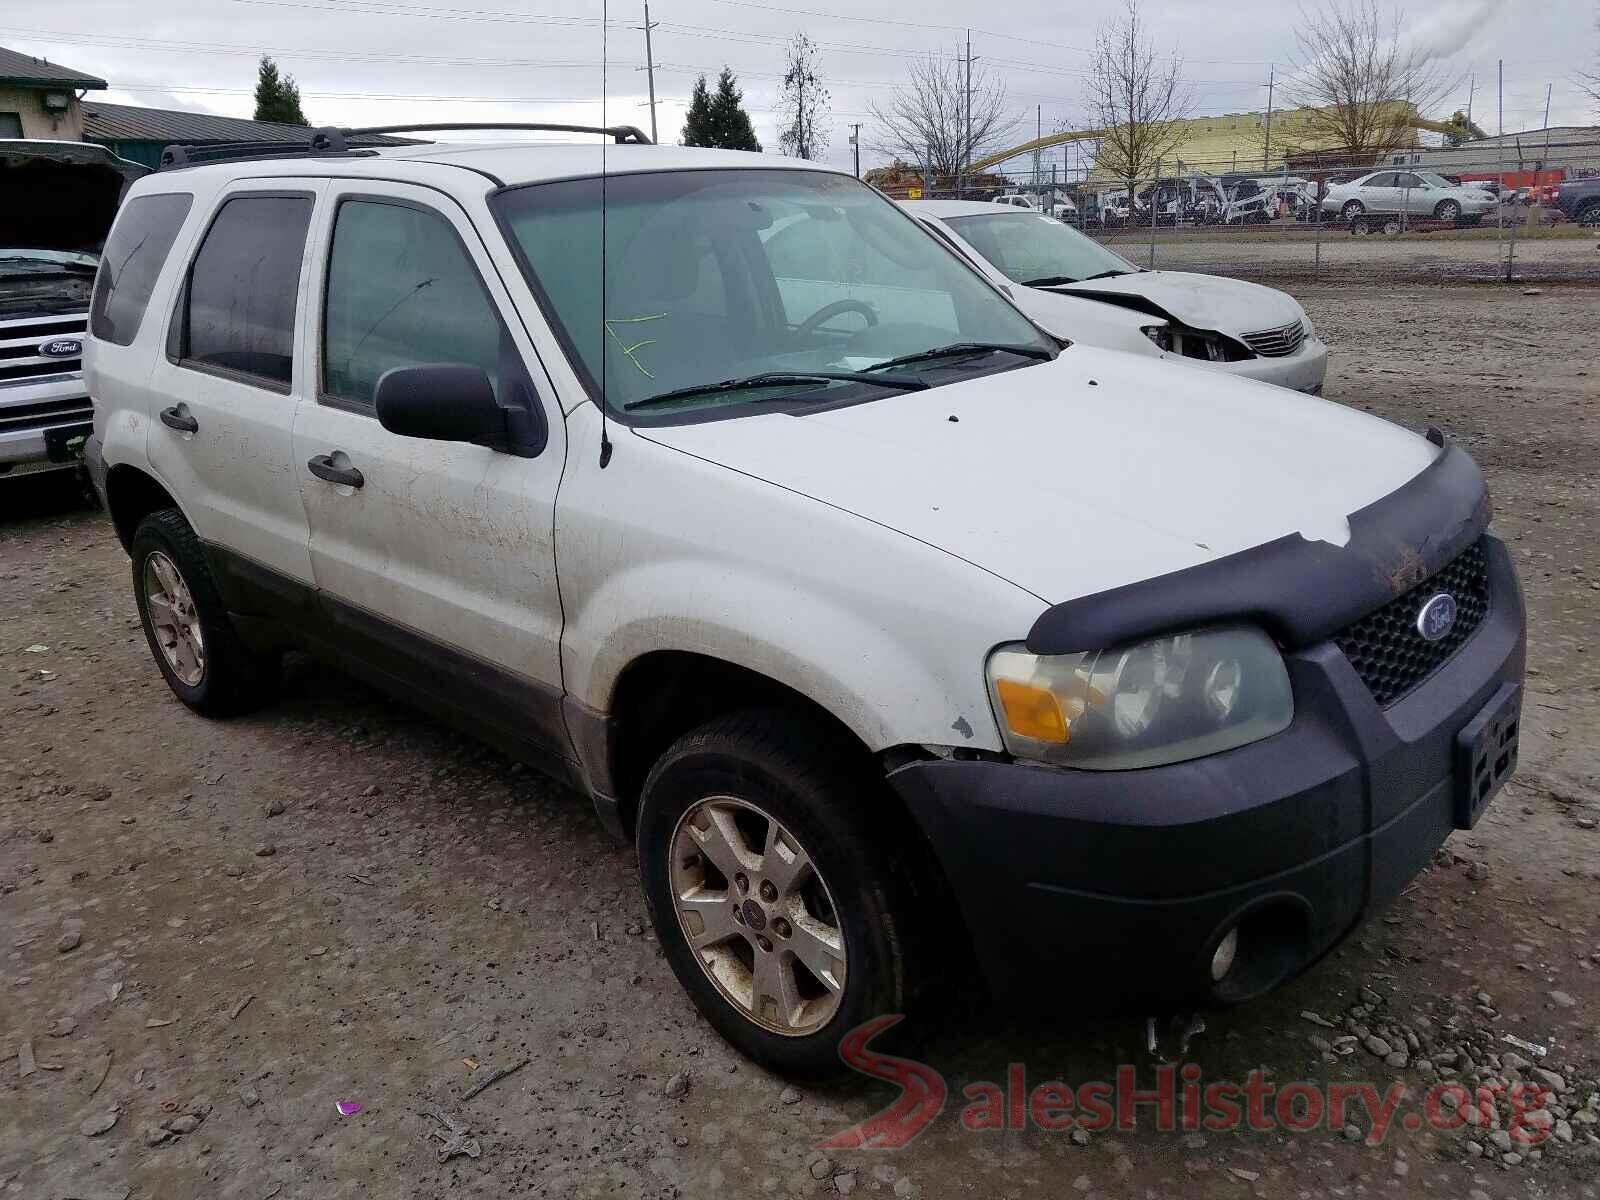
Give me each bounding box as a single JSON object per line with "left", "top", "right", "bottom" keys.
{"left": 3, "top": 280, "right": 1599, "bottom": 1200}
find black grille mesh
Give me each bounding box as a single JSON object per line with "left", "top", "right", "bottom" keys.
{"left": 1334, "top": 539, "right": 1491, "bottom": 706}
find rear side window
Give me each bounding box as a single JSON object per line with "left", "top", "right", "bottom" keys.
{"left": 173, "top": 193, "right": 313, "bottom": 390}
{"left": 90, "top": 192, "right": 193, "bottom": 346}
{"left": 321, "top": 198, "right": 508, "bottom": 410}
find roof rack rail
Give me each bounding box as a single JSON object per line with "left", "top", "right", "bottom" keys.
{"left": 333, "top": 122, "right": 654, "bottom": 145}
{"left": 158, "top": 121, "right": 652, "bottom": 171}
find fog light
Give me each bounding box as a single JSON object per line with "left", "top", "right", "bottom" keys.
{"left": 1211, "top": 927, "right": 1239, "bottom": 982}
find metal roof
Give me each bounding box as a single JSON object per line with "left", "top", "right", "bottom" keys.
{"left": 0, "top": 45, "right": 108, "bottom": 90}
{"left": 81, "top": 101, "right": 337, "bottom": 145}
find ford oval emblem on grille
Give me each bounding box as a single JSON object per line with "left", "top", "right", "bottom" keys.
{"left": 1416, "top": 592, "right": 1458, "bottom": 642}
{"left": 39, "top": 337, "right": 83, "bottom": 359}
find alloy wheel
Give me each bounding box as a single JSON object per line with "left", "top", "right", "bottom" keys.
{"left": 669, "top": 795, "right": 847, "bottom": 1036}
{"left": 143, "top": 550, "right": 206, "bottom": 686}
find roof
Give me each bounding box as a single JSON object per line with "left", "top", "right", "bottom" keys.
{"left": 0, "top": 45, "right": 107, "bottom": 90}
{"left": 902, "top": 199, "right": 1041, "bottom": 218}
{"left": 138, "top": 138, "right": 838, "bottom": 186}
{"left": 81, "top": 101, "right": 337, "bottom": 145}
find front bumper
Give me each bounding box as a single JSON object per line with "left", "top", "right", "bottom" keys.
{"left": 0, "top": 375, "right": 94, "bottom": 477}
{"left": 890, "top": 534, "right": 1524, "bottom": 1009}
{"left": 1216, "top": 335, "right": 1329, "bottom": 394}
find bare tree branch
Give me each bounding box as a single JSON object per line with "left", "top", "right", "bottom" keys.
{"left": 869, "top": 50, "right": 1020, "bottom": 181}
{"left": 1282, "top": 0, "right": 1457, "bottom": 162}
{"left": 777, "top": 33, "right": 831, "bottom": 160}
{"left": 1082, "top": 0, "right": 1193, "bottom": 194}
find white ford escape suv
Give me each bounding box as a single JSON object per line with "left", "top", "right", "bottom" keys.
{"left": 85, "top": 125, "right": 1525, "bottom": 1077}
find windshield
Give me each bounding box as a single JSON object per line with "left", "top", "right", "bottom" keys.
{"left": 942, "top": 211, "right": 1137, "bottom": 286}
{"left": 491, "top": 169, "right": 1052, "bottom": 417}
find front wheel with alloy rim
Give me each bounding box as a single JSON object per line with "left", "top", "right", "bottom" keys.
{"left": 637, "top": 710, "right": 908, "bottom": 1076}
{"left": 1434, "top": 199, "right": 1462, "bottom": 222}
{"left": 131, "top": 508, "right": 279, "bottom": 716}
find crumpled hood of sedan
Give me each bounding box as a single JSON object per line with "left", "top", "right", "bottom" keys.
{"left": 1055, "top": 269, "right": 1306, "bottom": 338}
{"left": 635, "top": 346, "right": 1437, "bottom": 605}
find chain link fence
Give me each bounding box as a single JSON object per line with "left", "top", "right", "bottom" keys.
{"left": 898, "top": 138, "right": 1600, "bottom": 286}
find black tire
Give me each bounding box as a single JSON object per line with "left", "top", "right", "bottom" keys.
{"left": 1434, "top": 200, "right": 1462, "bottom": 223}
{"left": 1578, "top": 202, "right": 1600, "bottom": 228}
{"left": 636, "top": 709, "right": 908, "bottom": 1077}
{"left": 1341, "top": 200, "right": 1365, "bottom": 223}
{"left": 130, "top": 508, "right": 279, "bottom": 716}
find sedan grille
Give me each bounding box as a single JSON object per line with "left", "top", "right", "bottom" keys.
{"left": 0, "top": 312, "right": 87, "bottom": 384}
{"left": 1240, "top": 319, "right": 1306, "bottom": 358}
{"left": 1333, "top": 538, "right": 1491, "bottom": 706}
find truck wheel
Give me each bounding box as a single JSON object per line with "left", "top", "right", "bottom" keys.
{"left": 637, "top": 709, "right": 908, "bottom": 1077}
{"left": 1578, "top": 201, "right": 1600, "bottom": 228}
{"left": 131, "top": 509, "right": 279, "bottom": 716}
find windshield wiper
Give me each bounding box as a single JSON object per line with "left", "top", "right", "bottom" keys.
{"left": 1019, "top": 274, "right": 1082, "bottom": 287}
{"left": 864, "top": 341, "right": 1053, "bottom": 374}
{"left": 1080, "top": 269, "right": 1132, "bottom": 281}
{"left": 623, "top": 370, "right": 927, "bottom": 412}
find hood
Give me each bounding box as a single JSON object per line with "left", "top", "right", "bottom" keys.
{"left": 0, "top": 140, "right": 149, "bottom": 255}
{"left": 1055, "top": 270, "right": 1304, "bottom": 337}
{"left": 636, "top": 347, "right": 1438, "bottom": 605}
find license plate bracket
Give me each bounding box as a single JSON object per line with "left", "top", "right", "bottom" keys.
{"left": 1453, "top": 682, "right": 1521, "bottom": 829}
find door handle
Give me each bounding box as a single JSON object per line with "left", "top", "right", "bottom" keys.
{"left": 307, "top": 453, "right": 364, "bottom": 489}
{"left": 160, "top": 405, "right": 198, "bottom": 433}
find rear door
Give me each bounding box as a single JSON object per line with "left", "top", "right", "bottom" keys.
{"left": 290, "top": 181, "right": 569, "bottom": 765}
{"left": 143, "top": 182, "right": 322, "bottom": 596}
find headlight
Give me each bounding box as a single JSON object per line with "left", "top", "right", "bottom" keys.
{"left": 1300, "top": 312, "right": 1315, "bottom": 340}
{"left": 985, "top": 626, "right": 1293, "bottom": 770}
{"left": 1140, "top": 325, "right": 1172, "bottom": 352}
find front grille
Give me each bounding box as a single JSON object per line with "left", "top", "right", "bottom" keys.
{"left": 1334, "top": 538, "right": 1491, "bottom": 706}
{"left": 0, "top": 394, "right": 93, "bottom": 433}
{"left": 1240, "top": 319, "right": 1306, "bottom": 358}
{"left": 0, "top": 312, "right": 86, "bottom": 382}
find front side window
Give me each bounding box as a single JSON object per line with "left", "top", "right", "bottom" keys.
{"left": 176, "top": 194, "right": 312, "bottom": 388}
{"left": 492, "top": 169, "right": 1052, "bottom": 419}
{"left": 944, "top": 212, "right": 1137, "bottom": 287}
{"left": 90, "top": 192, "right": 193, "bottom": 346}
{"left": 322, "top": 199, "right": 511, "bottom": 410}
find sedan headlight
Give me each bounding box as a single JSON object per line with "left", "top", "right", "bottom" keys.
{"left": 985, "top": 626, "right": 1293, "bottom": 770}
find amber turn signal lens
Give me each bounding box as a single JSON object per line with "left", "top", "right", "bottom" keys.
{"left": 994, "top": 678, "right": 1069, "bottom": 744}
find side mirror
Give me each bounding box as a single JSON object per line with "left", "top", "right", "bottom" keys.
{"left": 375, "top": 364, "right": 542, "bottom": 456}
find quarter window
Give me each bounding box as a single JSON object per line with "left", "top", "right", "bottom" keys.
{"left": 89, "top": 192, "right": 193, "bottom": 347}
{"left": 321, "top": 199, "right": 509, "bottom": 410}
{"left": 175, "top": 194, "right": 312, "bottom": 388}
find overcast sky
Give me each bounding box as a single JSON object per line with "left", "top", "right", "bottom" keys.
{"left": 5, "top": 0, "right": 1595, "bottom": 173}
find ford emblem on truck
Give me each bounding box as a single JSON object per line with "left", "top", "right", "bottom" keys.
{"left": 39, "top": 337, "right": 83, "bottom": 359}
{"left": 1416, "top": 592, "right": 1458, "bottom": 641}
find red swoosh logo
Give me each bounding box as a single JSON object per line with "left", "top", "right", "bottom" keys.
{"left": 818, "top": 1015, "right": 946, "bottom": 1149}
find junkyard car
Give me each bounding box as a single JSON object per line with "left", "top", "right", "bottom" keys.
{"left": 86, "top": 128, "right": 1523, "bottom": 1076}
{"left": 1, "top": 141, "right": 146, "bottom": 481}
{"left": 1321, "top": 170, "right": 1496, "bottom": 224}
{"left": 906, "top": 199, "right": 1329, "bottom": 393}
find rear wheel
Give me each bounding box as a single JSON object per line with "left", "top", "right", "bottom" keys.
{"left": 131, "top": 509, "right": 279, "bottom": 716}
{"left": 637, "top": 710, "right": 907, "bottom": 1076}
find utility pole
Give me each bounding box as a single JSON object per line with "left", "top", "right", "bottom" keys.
{"left": 849, "top": 123, "right": 861, "bottom": 178}
{"left": 959, "top": 30, "right": 973, "bottom": 197}
{"left": 1466, "top": 73, "right": 1475, "bottom": 126}
{"left": 639, "top": 1, "right": 659, "bottom": 144}
{"left": 1263, "top": 64, "right": 1275, "bottom": 170}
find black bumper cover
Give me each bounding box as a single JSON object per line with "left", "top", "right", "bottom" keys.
{"left": 889, "top": 534, "right": 1525, "bottom": 1009}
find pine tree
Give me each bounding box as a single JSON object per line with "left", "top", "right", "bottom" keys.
{"left": 709, "top": 68, "right": 761, "bottom": 152}
{"left": 253, "top": 56, "right": 309, "bottom": 126}
{"left": 681, "top": 74, "right": 716, "bottom": 147}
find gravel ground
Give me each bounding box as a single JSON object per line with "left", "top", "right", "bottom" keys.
{"left": 1093, "top": 226, "right": 1600, "bottom": 284}
{"left": 3, "top": 281, "right": 1599, "bottom": 1200}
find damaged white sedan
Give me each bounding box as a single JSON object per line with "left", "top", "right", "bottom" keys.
{"left": 904, "top": 199, "right": 1329, "bottom": 394}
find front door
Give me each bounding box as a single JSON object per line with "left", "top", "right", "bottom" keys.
{"left": 290, "top": 183, "right": 569, "bottom": 765}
